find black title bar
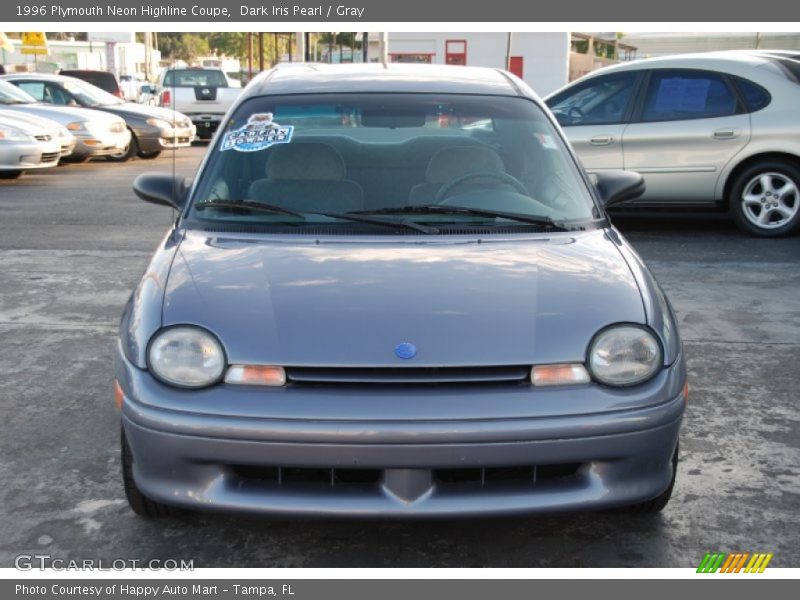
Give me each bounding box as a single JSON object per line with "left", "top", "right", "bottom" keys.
{"left": 2, "top": 0, "right": 796, "bottom": 22}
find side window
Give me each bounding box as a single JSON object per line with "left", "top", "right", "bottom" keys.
{"left": 16, "top": 82, "right": 45, "bottom": 101}
{"left": 641, "top": 70, "right": 739, "bottom": 122}
{"left": 46, "top": 84, "right": 72, "bottom": 105}
{"left": 732, "top": 77, "right": 771, "bottom": 112}
{"left": 547, "top": 72, "right": 638, "bottom": 126}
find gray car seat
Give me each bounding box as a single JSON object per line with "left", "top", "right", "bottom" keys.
{"left": 408, "top": 146, "right": 507, "bottom": 205}
{"left": 248, "top": 142, "right": 364, "bottom": 213}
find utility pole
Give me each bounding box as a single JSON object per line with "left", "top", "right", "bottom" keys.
{"left": 247, "top": 32, "right": 252, "bottom": 78}
{"left": 258, "top": 32, "right": 264, "bottom": 71}
{"left": 362, "top": 32, "right": 369, "bottom": 63}
{"left": 505, "top": 32, "right": 513, "bottom": 70}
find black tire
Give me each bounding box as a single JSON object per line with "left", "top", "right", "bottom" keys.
{"left": 61, "top": 153, "right": 92, "bottom": 164}
{"left": 0, "top": 170, "right": 24, "bottom": 179}
{"left": 137, "top": 150, "right": 162, "bottom": 160}
{"left": 729, "top": 159, "right": 800, "bottom": 237}
{"left": 121, "top": 427, "right": 174, "bottom": 518}
{"left": 106, "top": 131, "right": 138, "bottom": 163}
{"left": 624, "top": 442, "right": 679, "bottom": 514}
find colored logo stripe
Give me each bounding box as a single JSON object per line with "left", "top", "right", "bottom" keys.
{"left": 697, "top": 552, "right": 773, "bottom": 573}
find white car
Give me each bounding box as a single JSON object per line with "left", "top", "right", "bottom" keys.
{"left": 0, "top": 113, "right": 62, "bottom": 179}
{"left": 547, "top": 51, "right": 800, "bottom": 237}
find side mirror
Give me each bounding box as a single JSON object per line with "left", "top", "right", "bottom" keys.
{"left": 133, "top": 173, "right": 188, "bottom": 210}
{"left": 594, "top": 170, "right": 645, "bottom": 208}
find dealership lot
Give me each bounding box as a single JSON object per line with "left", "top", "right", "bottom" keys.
{"left": 0, "top": 146, "right": 798, "bottom": 568}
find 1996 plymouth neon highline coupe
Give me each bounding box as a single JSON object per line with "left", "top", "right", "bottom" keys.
{"left": 116, "top": 63, "right": 687, "bottom": 518}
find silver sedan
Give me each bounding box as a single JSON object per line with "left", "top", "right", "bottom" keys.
{"left": 546, "top": 50, "right": 800, "bottom": 237}
{"left": 0, "top": 113, "right": 62, "bottom": 178}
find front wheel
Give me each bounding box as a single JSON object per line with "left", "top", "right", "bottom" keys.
{"left": 623, "top": 442, "right": 678, "bottom": 514}
{"left": 729, "top": 160, "right": 800, "bottom": 237}
{"left": 121, "top": 428, "right": 174, "bottom": 518}
{"left": 106, "top": 131, "right": 138, "bottom": 163}
{"left": 137, "top": 150, "right": 161, "bottom": 160}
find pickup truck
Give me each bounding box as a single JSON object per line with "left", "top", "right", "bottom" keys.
{"left": 157, "top": 68, "right": 241, "bottom": 140}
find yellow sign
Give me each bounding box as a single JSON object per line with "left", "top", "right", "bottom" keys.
{"left": 0, "top": 32, "right": 15, "bottom": 53}
{"left": 20, "top": 32, "right": 49, "bottom": 55}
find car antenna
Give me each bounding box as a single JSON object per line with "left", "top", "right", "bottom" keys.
{"left": 171, "top": 58, "right": 177, "bottom": 224}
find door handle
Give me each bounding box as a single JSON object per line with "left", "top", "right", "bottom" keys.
{"left": 590, "top": 135, "right": 615, "bottom": 146}
{"left": 713, "top": 128, "right": 740, "bottom": 139}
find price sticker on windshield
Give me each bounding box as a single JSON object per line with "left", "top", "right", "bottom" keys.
{"left": 221, "top": 113, "right": 294, "bottom": 152}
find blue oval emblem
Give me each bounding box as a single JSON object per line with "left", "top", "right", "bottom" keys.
{"left": 395, "top": 342, "right": 417, "bottom": 360}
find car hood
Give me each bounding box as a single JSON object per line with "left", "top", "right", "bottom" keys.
{"left": 104, "top": 102, "right": 188, "bottom": 122}
{"left": 2, "top": 103, "right": 123, "bottom": 126}
{"left": 0, "top": 111, "right": 56, "bottom": 134}
{"left": 163, "top": 229, "right": 645, "bottom": 367}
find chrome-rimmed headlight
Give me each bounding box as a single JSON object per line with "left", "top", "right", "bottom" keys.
{"left": 147, "top": 326, "right": 226, "bottom": 388}
{"left": 587, "top": 324, "right": 662, "bottom": 387}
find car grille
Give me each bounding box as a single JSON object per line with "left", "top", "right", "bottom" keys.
{"left": 285, "top": 365, "right": 531, "bottom": 385}
{"left": 34, "top": 134, "right": 52, "bottom": 142}
{"left": 230, "top": 463, "right": 584, "bottom": 489}
{"left": 40, "top": 152, "right": 60, "bottom": 163}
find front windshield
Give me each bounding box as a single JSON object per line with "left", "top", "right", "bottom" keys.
{"left": 61, "top": 78, "right": 124, "bottom": 106}
{"left": 0, "top": 80, "right": 36, "bottom": 105}
{"left": 189, "top": 93, "right": 598, "bottom": 232}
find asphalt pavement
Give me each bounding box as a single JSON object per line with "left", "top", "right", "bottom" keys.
{"left": 1, "top": 146, "right": 798, "bottom": 568}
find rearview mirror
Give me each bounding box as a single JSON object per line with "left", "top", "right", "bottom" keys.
{"left": 594, "top": 170, "right": 645, "bottom": 208}
{"left": 133, "top": 173, "right": 188, "bottom": 210}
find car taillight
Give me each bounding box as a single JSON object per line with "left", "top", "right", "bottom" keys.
{"left": 160, "top": 89, "right": 171, "bottom": 107}
{"left": 113, "top": 89, "right": 124, "bottom": 98}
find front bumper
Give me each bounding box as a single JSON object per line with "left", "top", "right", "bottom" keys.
{"left": 137, "top": 125, "right": 195, "bottom": 152}
{"left": 72, "top": 130, "right": 131, "bottom": 158}
{"left": 186, "top": 114, "right": 222, "bottom": 139}
{"left": 117, "top": 346, "right": 686, "bottom": 517}
{"left": 0, "top": 139, "right": 61, "bottom": 170}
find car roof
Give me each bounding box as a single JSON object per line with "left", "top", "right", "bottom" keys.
{"left": 243, "top": 63, "right": 533, "bottom": 99}
{"left": 60, "top": 69, "right": 115, "bottom": 76}
{"left": 573, "top": 50, "right": 796, "bottom": 78}
{"left": 2, "top": 73, "right": 76, "bottom": 83}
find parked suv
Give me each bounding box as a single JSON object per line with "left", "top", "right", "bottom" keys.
{"left": 546, "top": 51, "right": 800, "bottom": 237}
{"left": 60, "top": 69, "right": 124, "bottom": 98}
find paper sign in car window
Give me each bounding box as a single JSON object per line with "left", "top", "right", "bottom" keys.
{"left": 221, "top": 113, "right": 294, "bottom": 152}
{"left": 536, "top": 132, "right": 559, "bottom": 150}
{"left": 654, "top": 77, "right": 712, "bottom": 114}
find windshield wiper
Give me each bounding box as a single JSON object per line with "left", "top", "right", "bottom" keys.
{"left": 194, "top": 200, "right": 306, "bottom": 219}
{"left": 352, "top": 205, "right": 570, "bottom": 231}
{"left": 316, "top": 211, "right": 439, "bottom": 234}
{"left": 192, "top": 201, "right": 437, "bottom": 233}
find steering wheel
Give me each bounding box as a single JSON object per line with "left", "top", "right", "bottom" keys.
{"left": 435, "top": 171, "right": 529, "bottom": 203}
{"left": 567, "top": 106, "right": 585, "bottom": 123}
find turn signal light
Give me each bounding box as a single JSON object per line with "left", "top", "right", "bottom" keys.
{"left": 114, "top": 379, "right": 124, "bottom": 409}
{"left": 531, "top": 364, "right": 590, "bottom": 387}
{"left": 224, "top": 365, "right": 286, "bottom": 387}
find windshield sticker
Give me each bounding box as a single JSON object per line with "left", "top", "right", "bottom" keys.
{"left": 536, "top": 133, "right": 558, "bottom": 150}
{"left": 220, "top": 113, "right": 294, "bottom": 152}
